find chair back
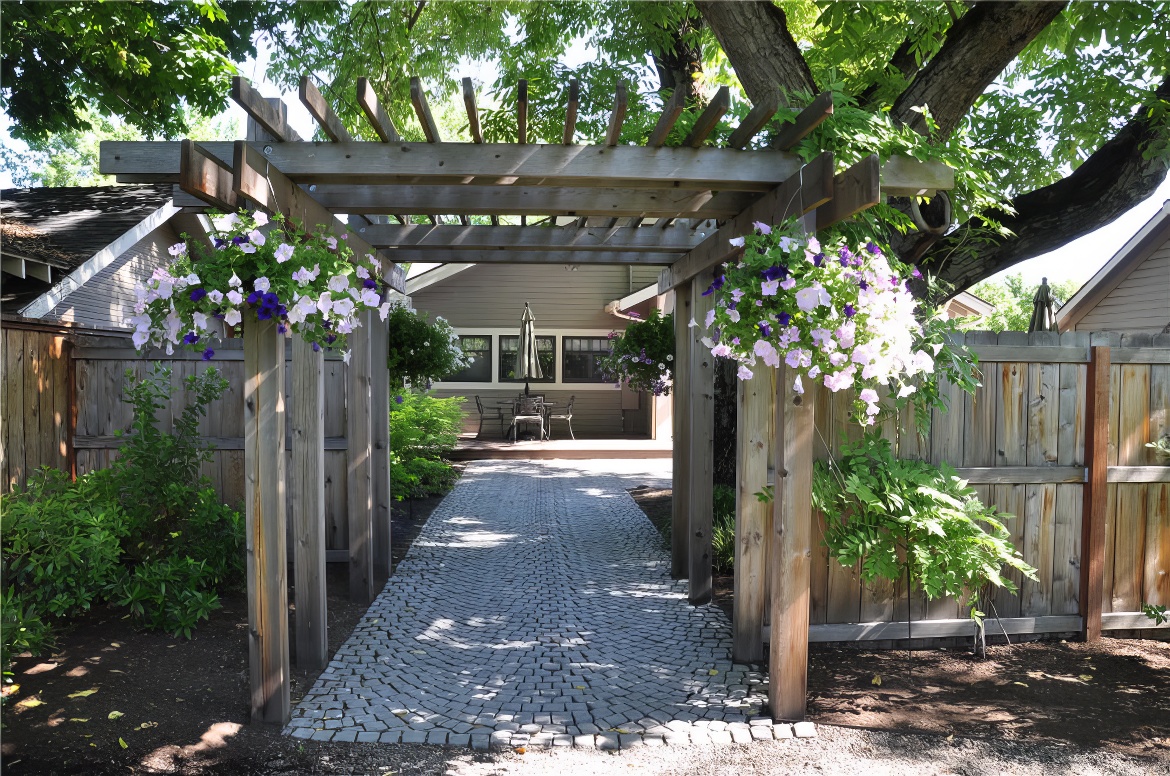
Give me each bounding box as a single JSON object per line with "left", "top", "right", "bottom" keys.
{"left": 566, "top": 395, "right": 575, "bottom": 413}
{"left": 474, "top": 395, "right": 485, "bottom": 414}
{"left": 517, "top": 396, "right": 543, "bottom": 416}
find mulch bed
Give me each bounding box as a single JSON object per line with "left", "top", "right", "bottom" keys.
{"left": 0, "top": 495, "right": 460, "bottom": 776}
{"left": 628, "top": 486, "right": 1170, "bottom": 762}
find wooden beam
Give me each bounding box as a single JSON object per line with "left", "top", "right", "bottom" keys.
{"left": 770, "top": 615, "right": 1086, "bottom": 643}
{"left": 304, "top": 183, "right": 760, "bottom": 219}
{"left": 671, "top": 282, "right": 692, "bottom": 579}
{"left": 462, "top": 77, "right": 483, "bottom": 144}
{"left": 299, "top": 76, "right": 351, "bottom": 142}
{"left": 606, "top": 82, "right": 628, "bottom": 147}
{"left": 1080, "top": 344, "right": 1110, "bottom": 642}
{"left": 688, "top": 274, "right": 715, "bottom": 605}
{"left": 727, "top": 93, "right": 781, "bottom": 150}
{"left": 880, "top": 156, "right": 955, "bottom": 197}
{"left": 733, "top": 367, "right": 773, "bottom": 662}
{"left": 772, "top": 91, "right": 833, "bottom": 152}
{"left": 231, "top": 141, "right": 406, "bottom": 293}
{"left": 355, "top": 223, "right": 704, "bottom": 252}
{"left": 659, "top": 152, "right": 834, "bottom": 292}
{"left": 563, "top": 79, "right": 580, "bottom": 145}
{"left": 231, "top": 77, "right": 301, "bottom": 142}
{"left": 347, "top": 310, "right": 375, "bottom": 604}
{"left": 683, "top": 86, "right": 730, "bottom": 148}
{"left": 101, "top": 141, "right": 804, "bottom": 192}
{"left": 769, "top": 365, "right": 814, "bottom": 721}
{"left": 954, "top": 466, "right": 1086, "bottom": 484}
{"left": 179, "top": 139, "right": 236, "bottom": 211}
{"left": 362, "top": 221, "right": 686, "bottom": 249}
{"left": 648, "top": 88, "right": 687, "bottom": 148}
{"left": 291, "top": 334, "right": 328, "bottom": 670}
{"left": 1108, "top": 466, "right": 1170, "bottom": 483}
{"left": 383, "top": 248, "right": 678, "bottom": 265}
{"left": 815, "top": 155, "right": 882, "bottom": 231}
{"left": 410, "top": 77, "right": 441, "bottom": 143}
{"left": 356, "top": 77, "right": 401, "bottom": 142}
{"left": 370, "top": 311, "right": 392, "bottom": 587}
{"left": 243, "top": 315, "right": 290, "bottom": 725}
{"left": 517, "top": 79, "right": 528, "bottom": 144}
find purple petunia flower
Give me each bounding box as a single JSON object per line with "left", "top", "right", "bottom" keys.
{"left": 701, "top": 274, "right": 726, "bottom": 297}
{"left": 189, "top": 287, "right": 207, "bottom": 302}
{"left": 312, "top": 342, "right": 321, "bottom": 352}
{"left": 761, "top": 264, "right": 788, "bottom": 282}
{"left": 859, "top": 279, "right": 869, "bottom": 291}
{"left": 844, "top": 304, "right": 856, "bottom": 318}
{"left": 182, "top": 332, "right": 199, "bottom": 345}
{"left": 395, "top": 395, "right": 405, "bottom": 404}
{"left": 277, "top": 323, "right": 287, "bottom": 334}
{"left": 213, "top": 238, "right": 226, "bottom": 249}
{"left": 363, "top": 278, "right": 378, "bottom": 289}
{"left": 812, "top": 253, "right": 825, "bottom": 267}
{"left": 911, "top": 267, "right": 923, "bottom": 279}
{"left": 778, "top": 311, "right": 792, "bottom": 326}
{"left": 246, "top": 291, "right": 260, "bottom": 305}
{"left": 839, "top": 256, "right": 851, "bottom": 267}
{"left": 202, "top": 347, "right": 215, "bottom": 361}
{"left": 758, "top": 322, "right": 772, "bottom": 337}
{"left": 257, "top": 307, "right": 272, "bottom": 321}
{"left": 865, "top": 242, "right": 881, "bottom": 255}
{"left": 326, "top": 334, "right": 337, "bottom": 344}
{"left": 232, "top": 235, "right": 249, "bottom": 245}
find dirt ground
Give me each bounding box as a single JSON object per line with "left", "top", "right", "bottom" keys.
{"left": 3, "top": 484, "right": 1166, "bottom": 774}
{"left": 627, "top": 486, "right": 1170, "bottom": 762}
{"left": 0, "top": 495, "right": 452, "bottom": 775}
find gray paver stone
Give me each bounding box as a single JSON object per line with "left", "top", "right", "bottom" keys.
{"left": 400, "top": 730, "right": 428, "bottom": 744}
{"left": 447, "top": 733, "right": 471, "bottom": 748}
{"left": 573, "top": 734, "right": 597, "bottom": 749}
{"left": 773, "top": 724, "right": 794, "bottom": 739}
{"left": 597, "top": 733, "right": 620, "bottom": 751}
{"left": 729, "top": 727, "right": 752, "bottom": 744}
{"left": 794, "top": 721, "right": 817, "bottom": 738}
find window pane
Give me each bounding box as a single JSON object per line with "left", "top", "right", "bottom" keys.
{"left": 447, "top": 335, "right": 493, "bottom": 382}
{"left": 562, "top": 336, "right": 609, "bottom": 382}
{"left": 500, "top": 335, "right": 555, "bottom": 382}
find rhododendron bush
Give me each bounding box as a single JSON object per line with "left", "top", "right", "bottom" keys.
{"left": 702, "top": 217, "right": 973, "bottom": 424}
{"left": 129, "top": 211, "right": 394, "bottom": 360}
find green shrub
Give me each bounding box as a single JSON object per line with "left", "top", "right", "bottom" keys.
{"left": 813, "top": 431, "right": 1037, "bottom": 624}
{"left": 389, "top": 391, "right": 465, "bottom": 498}
{"left": 385, "top": 305, "right": 468, "bottom": 388}
{"left": 1, "top": 366, "right": 245, "bottom": 670}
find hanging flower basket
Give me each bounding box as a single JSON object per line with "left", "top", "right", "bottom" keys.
{"left": 703, "top": 217, "right": 938, "bottom": 424}
{"left": 128, "top": 210, "right": 391, "bottom": 360}
{"left": 599, "top": 309, "right": 675, "bottom": 396}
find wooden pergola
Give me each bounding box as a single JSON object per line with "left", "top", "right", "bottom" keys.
{"left": 100, "top": 75, "right": 954, "bottom": 726}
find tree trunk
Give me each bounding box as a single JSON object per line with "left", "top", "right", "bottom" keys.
{"left": 695, "top": 0, "right": 815, "bottom": 108}
{"left": 890, "top": 2, "right": 1068, "bottom": 136}
{"left": 713, "top": 357, "right": 737, "bottom": 488}
{"left": 652, "top": 10, "right": 705, "bottom": 105}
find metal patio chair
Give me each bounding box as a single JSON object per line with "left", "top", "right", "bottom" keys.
{"left": 547, "top": 395, "right": 575, "bottom": 440}
{"left": 509, "top": 396, "right": 545, "bottom": 442}
{"left": 474, "top": 395, "right": 505, "bottom": 438}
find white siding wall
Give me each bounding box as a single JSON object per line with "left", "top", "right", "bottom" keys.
{"left": 1075, "top": 243, "right": 1170, "bottom": 333}
{"left": 45, "top": 222, "right": 178, "bottom": 331}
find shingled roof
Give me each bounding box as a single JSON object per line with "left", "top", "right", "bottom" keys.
{"left": 1, "top": 185, "right": 173, "bottom": 270}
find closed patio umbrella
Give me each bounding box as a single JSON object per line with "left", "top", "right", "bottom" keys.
{"left": 516, "top": 302, "right": 542, "bottom": 396}
{"left": 1028, "top": 277, "right": 1056, "bottom": 333}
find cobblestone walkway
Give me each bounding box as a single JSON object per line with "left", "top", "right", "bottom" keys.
{"left": 287, "top": 460, "right": 786, "bottom": 750}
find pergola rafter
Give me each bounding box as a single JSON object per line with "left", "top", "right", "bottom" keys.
{"left": 99, "top": 71, "right": 958, "bottom": 729}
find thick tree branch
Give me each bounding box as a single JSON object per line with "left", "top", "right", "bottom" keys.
{"left": 856, "top": 36, "right": 921, "bottom": 108}
{"left": 929, "top": 74, "right": 1170, "bottom": 292}
{"left": 891, "top": 1, "right": 1066, "bottom": 137}
{"left": 695, "top": 0, "right": 815, "bottom": 107}
{"left": 652, "top": 10, "right": 704, "bottom": 105}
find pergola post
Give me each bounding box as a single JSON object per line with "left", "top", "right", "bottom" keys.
{"left": 243, "top": 315, "right": 290, "bottom": 724}
{"left": 670, "top": 284, "right": 692, "bottom": 579}
{"left": 347, "top": 309, "right": 375, "bottom": 603}
{"left": 733, "top": 367, "right": 774, "bottom": 662}
{"left": 768, "top": 366, "right": 814, "bottom": 720}
{"left": 687, "top": 274, "right": 715, "bottom": 605}
{"left": 291, "top": 334, "right": 327, "bottom": 669}
{"left": 370, "top": 309, "right": 393, "bottom": 587}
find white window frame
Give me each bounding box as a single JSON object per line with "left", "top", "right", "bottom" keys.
{"left": 435, "top": 328, "right": 622, "bottom": 392}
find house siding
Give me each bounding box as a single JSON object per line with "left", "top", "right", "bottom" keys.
{"left": 44, "top": 222, "right": 178, "bottom": 331}
{"left": 1075, "top": 243, "right": 1170, "bottom": 333}
{"left": 410, "top": 264, "right": 665, "bottom": 438}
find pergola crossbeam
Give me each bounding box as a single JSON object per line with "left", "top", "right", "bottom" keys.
{"left": 682, "top": 86, "right": 730, "bottom": 148}
{"left": 232, "top": 77, "right": 301, "bottom": 142}
{"left": 773, "top": 91, "right": 834, "bottom": 152}
{"left": 355, "top": 223, "right": 704, "bottom": 251}
{"left": 606, "top": 82, "right": 628, "bottom": 147}
{"left": 356, "top": 77, "right": 402, "bottom": 142}
{"left": 648, "top": 88, "right": 686, "bottom": 148}
{"left": 727, "top": 93, "right": 780, "bottom": 150}
{"left": 299, "top": 77, "right": 351, "bottom": 142}
{"left": 563, "top": 79, "right": 580, "bottom": 145}
{"left": 178, "top": 139, "right": 237, "bottom": 211}
{"left": 463, "top": 78, "right": 484, "bottom": 144}
{"left": 385, "top": 248, "right": 678, "bottom": 265}
{"left": 518, "top": 79, "right": 529, "bottom": 144}
{"left": 410, "top": 77, "right": 441, "bottom": 143}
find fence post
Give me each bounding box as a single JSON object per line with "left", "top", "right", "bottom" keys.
{"left": 769, "top": 365, "right": 814, "bottom": 721}
{"left": 243, "top": 315, "right": 290, "bottom": 724}
{"left": 370, "top": 310, "right": 392, "bottom": 587}
{"left": 733, "top": 367, "right": 773, "bottom": 662}
{"left": 671, "top": 283, "right": 692, "bottom": 579}
{"left": 688, "top": 274, "right": 715, "bottom": 605}
{"left": 291, "top": 334, "right": 327, "bottom": 669}
{"left": 1080, "top": 344, "right": 1111, "bottom": 641}
{"left": 347, "top": 310, "right": 375, "bottom": 604}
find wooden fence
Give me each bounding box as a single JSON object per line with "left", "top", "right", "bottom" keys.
{"left": 1, "top": 322, "right": 74, "bottom": 491}
{"left": 748, "top": 331, "right": 1170, "bottom": 651}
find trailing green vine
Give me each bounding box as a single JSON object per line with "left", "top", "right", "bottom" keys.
{"left": 812, "top": 432, "right": 1037, "bottom": 626}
